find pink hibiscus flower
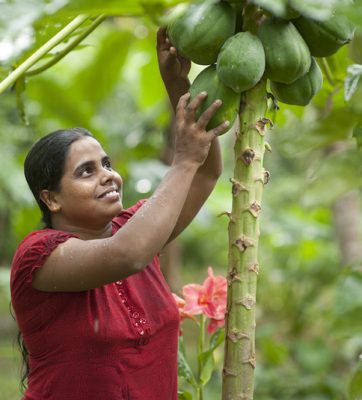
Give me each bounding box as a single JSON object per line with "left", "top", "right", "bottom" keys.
{"left": 182, "top": 267, "right": 227, "bottom": 333}
{"left": 172, "top": 293, "right": 198, "bottom": 323}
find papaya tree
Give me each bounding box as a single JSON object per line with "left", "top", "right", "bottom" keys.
{"left": 166, "top": 0, "right": 356, "bottom": 398}
{"left": 0, "top": 0, "right": 360, "bottom": 399}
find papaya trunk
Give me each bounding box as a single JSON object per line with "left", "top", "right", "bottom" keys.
{"left": 222, "top": 80, "right": 269, "bottom": 400}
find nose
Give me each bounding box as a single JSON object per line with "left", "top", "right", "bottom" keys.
{"left": 100, "top": 167, "right": 122, "bottom": 188}
{"left": 100, "top": 166, "right": 114, "bottom": 183}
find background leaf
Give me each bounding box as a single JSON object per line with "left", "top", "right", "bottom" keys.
{"left": 345, "top": 64, "right": 362, "bottom": 101}
{"left": 178, "top": 338, "right": 198, "bottom": 389}
{"left": 349, "top": 356, "right": 362, "bottom": 400}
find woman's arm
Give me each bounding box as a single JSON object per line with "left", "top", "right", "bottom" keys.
{"left": 32, "top": 93, "right": 226, "bottom": 292}
{"left": 156, "top": 28, "right": 227, "bottom": 244}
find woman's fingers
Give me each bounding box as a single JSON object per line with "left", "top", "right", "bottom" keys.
{"left": 176, "top": 92, "right": 191, "bottom": 119}
{"left": 184, "top": 91, "right": 208, "bottom": 121}
{"left": 156, "top": 27, "right": 167, "bottom": 47}
{"left": 177, "top": 92, "right": 229, "bottom": 137}
{"left": 196, "top": 98, "right": 230, "bottom": 135}
{"left": 196, "top": 99, "right": 222, "bottom": 129}
{"left": 210, "top": 120, "right": 230, "bottom": 137}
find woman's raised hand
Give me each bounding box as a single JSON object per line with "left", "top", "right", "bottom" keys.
{"left": 156, "top": 27, "right": 191, "bottom": 84}
{"left": 173, "top": 92, "right": 229, "bottom": 167}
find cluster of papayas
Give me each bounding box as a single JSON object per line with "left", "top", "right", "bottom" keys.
{"left": 167, "top": 0, "right": 355, "bottom": 126}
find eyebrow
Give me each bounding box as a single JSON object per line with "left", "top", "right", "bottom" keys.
{"left": 73, "top": 155, "right": 111, "bottom": 176}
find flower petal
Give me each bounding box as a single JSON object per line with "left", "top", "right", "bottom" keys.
{"left": 207, "top": 317, "right": 225, "bottom": 334}
{"left": 182, "top": 284, "right": 205, "bottom": 315}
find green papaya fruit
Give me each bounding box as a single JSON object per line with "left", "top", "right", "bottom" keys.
{"left": 168, "top": 0, "right": 236, "bottom": 65}
{"left": 270, "top": 57, "right": 323, "bottom": 106}
{"left": 293, "top": 14, "right": 355, "bottom": 57}
{"left": 217, "top": 32, "right": 265, "bottom": 93}
{"left": 189, "top": 65, "right": 241, "bottom": 132}
{"left": 258, "top": 17, "right": 311, "bottom": 84}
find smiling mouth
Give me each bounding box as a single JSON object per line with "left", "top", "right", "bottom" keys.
{"left": 99, "top": 189, "right": 119, "bottom": 199}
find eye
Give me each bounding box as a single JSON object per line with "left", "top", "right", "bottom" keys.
{"left": 80, "top": 166, "right": 94, "bottom": 177}
{"left": 103, "top": 159, "right": 112, "bottom": 170}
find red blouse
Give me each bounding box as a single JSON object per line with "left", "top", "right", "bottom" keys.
{"left": 10, "top": 201, "right": 180, "bottom": 400}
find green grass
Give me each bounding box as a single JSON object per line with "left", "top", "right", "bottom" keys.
{"left": 0, "top": 336, "right": 22, "bottom": 400}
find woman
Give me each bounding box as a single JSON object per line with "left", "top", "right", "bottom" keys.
{"left": 10, "top": 28, "right": 229, "bottom": 399}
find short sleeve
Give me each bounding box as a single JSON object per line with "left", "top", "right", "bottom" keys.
{"left": 11, "top": 230, "right": 77, "bottom": 288}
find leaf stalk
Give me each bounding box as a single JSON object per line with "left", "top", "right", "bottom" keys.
{"left": 0, "top": 14, "right": 89, "bottom": 94}
{"left": 26, "top": 14, "right": 106, "bottom": 77}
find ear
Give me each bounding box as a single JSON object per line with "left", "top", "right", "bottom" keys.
{"left": 39, "top": 190, "right": 61, "bottom": 213}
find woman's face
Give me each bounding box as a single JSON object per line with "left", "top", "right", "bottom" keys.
{"left": 50, "top": 136, "right": 123, "bottom": 231}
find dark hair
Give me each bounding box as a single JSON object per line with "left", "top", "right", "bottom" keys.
{"left": 18, "top": 128, "right": 94, "bottom": 390}
{"left": 10, "top": 302, "right": 28, "bottom": 392}
{"left": 24, "top": 127, "right": 93, "bottom": 228}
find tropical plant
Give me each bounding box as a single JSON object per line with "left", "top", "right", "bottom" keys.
{"left": 1, "top": 1, "right": 362, "bottom": 399}
{"left": 173, "top": 267, "right": 227, "bottom": 400}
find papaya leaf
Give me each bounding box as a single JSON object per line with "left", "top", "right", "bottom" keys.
{"left": 349, "top": 356, "right": 362, "bottom": 400}
{"left": 345, "top": 64, "right": 362, "bottom": 101}
{"left": 58, "top": 0, "right": 188, "bottom": 17}
{"left": 178, "top": 390, "right": 194, "bottom": 400}
{"left": 178, "top": 340, "right": 198, "bottom": 388}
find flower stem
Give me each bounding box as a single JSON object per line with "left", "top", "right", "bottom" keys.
{"left": 197, "top": 314, "right": 206, "bottom": 400}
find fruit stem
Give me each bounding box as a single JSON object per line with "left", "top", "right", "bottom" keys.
{"left": 319, "top": 57, "right": 335, "bottom": 86}
{"left": 242, "top": 3, "right": 260, "bottom": 34}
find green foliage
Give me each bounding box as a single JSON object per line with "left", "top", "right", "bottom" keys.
{"left": 178, "top": 337, "right": 198, "bottom": 389}
{"left": 345, "top": 64, "right": 362, "bottom": 101}
{"left": 198, "top": 329, "right": 225, "bottom": 386}
{"left": 1, "top": 1, "right": 362, "bottom": 399}
{"left": 178, "top": 390, "right": 194, "bottom": 400}
{"left": 349, "top": 356, "right": 362, "bottom": 400}
{"left": 352, "top": 125, "right": 362, "bottom": 149}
